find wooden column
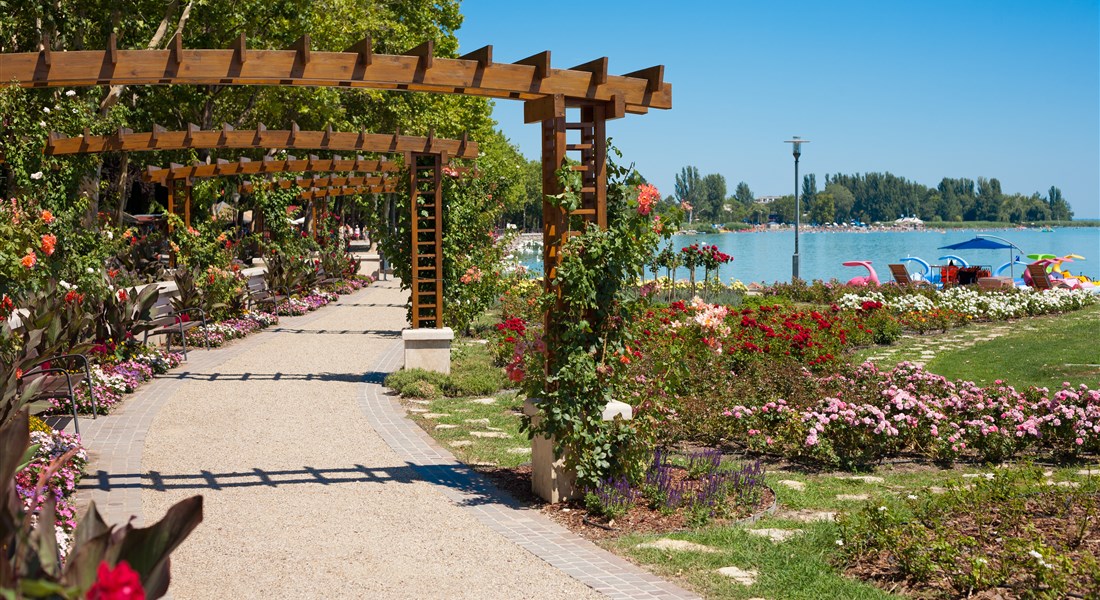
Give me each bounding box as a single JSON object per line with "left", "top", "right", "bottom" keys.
{"left": 184, "top": 181, "right": 192, "bottom": 228}
{"left": 409, "top": 153, "right": 443, "bottom": 328}
{"left": 166, "top": 179, "right": 176, "bottom": 233}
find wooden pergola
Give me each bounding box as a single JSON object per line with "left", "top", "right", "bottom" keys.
{"left": 2, "top": 36, "right": 671, "bottom": 328}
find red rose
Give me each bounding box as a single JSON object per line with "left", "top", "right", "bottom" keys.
{"left": 86, "top": 560, "right": 145, "bottom": 600}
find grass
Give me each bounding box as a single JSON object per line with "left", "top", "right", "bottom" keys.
{"left": 853, "top": 304, "right": 1100, "bottom": 390}
{"left": 923, "top": 305, "right": 1100, "bottom": 388}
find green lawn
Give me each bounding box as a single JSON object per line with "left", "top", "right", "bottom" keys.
{"left": 854, "top": 304, "right": 1100, "bottom": 390}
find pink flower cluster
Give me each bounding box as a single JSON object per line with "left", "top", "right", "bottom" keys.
{"left": 15, "top": 427, "right": 87, "bottom": 536}
{"left": 723, "top": 361, "right": 1100, "bottom": 465}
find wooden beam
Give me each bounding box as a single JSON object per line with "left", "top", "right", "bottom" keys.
{"left": 403, "top": 40, "right": 434, "bottom": 71}
{"left": 44, "top": 126, "right": 479, "bottom": 159}
{"left": 142, "top": 156, "right": 401, "bottom": 183}
{"left": 623, "top": 65, "right": 664, "bottom": 93}
{"left": 515, "top": 51, "right": 551, "bottom": 80}
{"left": 460, "top": 45, "right": 493, "bottom": 67}
{"left": 345, "top": 36, "right": 373, "bottom": 66}
{"left": 571, "top": 57, "right": 608, "bottom": 86}
{"left": 291, "top": 34, "right": 311, "bottom": 65}
{"left": 106, "top": 33, "right": 118, "bottom": 65}
{"left": 0, "top": 47, "right": 672, "bottom": 111}
{"left": 170, "top": 32, "right": 183, "bottom": 65}
{"left": 524, "top": 94, "right": 564, "bottom": 124}
{"left": 231, "top": 33, "right": 247, "bottom": 64}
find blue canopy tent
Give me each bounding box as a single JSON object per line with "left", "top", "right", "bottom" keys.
{"left": 938, "top": 235, "right": 1022, "bottom": 279}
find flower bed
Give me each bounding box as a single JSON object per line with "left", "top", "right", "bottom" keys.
{"left": 44, "top": 348, "right": 183, "bottom": 416}
{"left": 16, "top": 417, "right": 87, "bottom": 558}
{"left": 184, "top": 310, "right": 280, "bottom": 347}
{"left": 836, "top": 286, "right": 1096, "bottom": 321}
{"left": 717, "top": 361, "right": 1100, "bottom": 467}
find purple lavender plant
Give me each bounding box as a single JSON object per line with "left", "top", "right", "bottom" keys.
{"left": 584, "top": 475, "right": 637, "bottom": 520}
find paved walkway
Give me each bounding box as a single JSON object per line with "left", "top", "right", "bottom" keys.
{"left": 77, "top": 279, "right": 699, "bottom": 599}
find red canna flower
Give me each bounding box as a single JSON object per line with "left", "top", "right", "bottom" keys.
{"left": 86, "top": 560, "right": 145, "bottom": 600}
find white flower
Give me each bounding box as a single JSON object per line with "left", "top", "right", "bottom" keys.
{"left": 30, "top": 171, "right": 43, "bottom": 180}
{"left": 1028, "top": 550, "right": 1043, "bottom": 560}
{"left": 42, "top": 107, "right": 50, "bottom": 114}
{"left": 59, "top": 280, "right": 73, "bottom": 290}
{"left": 86, "top": 267, "right": 95, "bottom": 274}
{"left": 976, "top": 557, "right": 988, "bottom": 564}
{"left": 65, "top": 90, "right": 76, "bottom": 97}
{"left": 106, "top": 230, "right": 114, "bottom": 240}
{"left": 835, "top": 539, "right": 844, "bottom": 546}
{"left": 877, "top": 506, "right": 887, "bottom": 512}
{"left": 39, "top": 121, "right": 47, "bottom": 127}
{"left": 906, "top": 494, "right": 918, "bottom": 500}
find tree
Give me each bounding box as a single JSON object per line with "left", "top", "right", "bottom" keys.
{"left": 698, "top": 173, "right": 727, "bottom": 223}
{"left": 808, "top": 193, "right": 835, "bottom": 225}
{"left": 802, "top": 173, "right": 817, "bottom": 205}
{"left": 1048, "top": 186, "right": 1074, "bottom": 220}
{"left": 824, "top": 182, "right": 855, "bottom": 223}
{"left": 973, "top": 177, "right": 1003, "bottom": 221}
{"left": 674, "top": 166, "right": 703, "bottom": 222}
{"left": 734, "top": 181, "right": 754, "bottom": 206}
{"left": 770, "top": 195, "right": 796, "bottom": 223}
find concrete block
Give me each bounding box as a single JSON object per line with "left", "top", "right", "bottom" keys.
{"left": 402, "top": 327, "right": 454, "bottom": 374}
{"left": 523, "top": 397, "right": 634, "bottom": 503}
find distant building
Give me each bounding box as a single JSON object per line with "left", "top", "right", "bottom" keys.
{"left": 755, "top": 195, "right": 781, "bottom": 204}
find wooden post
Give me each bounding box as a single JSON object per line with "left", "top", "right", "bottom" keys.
{"left": 166, "top": 179, "right": 176, "bottom": 233}
{"left": 184, "top": 181, "right": 192, "bottom": 228}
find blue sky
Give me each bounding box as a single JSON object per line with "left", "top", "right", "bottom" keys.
{"left": 458, "top": 1, "right": 1100, "bottom": 219}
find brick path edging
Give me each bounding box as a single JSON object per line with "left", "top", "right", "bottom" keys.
{"left": 359, "top": 341, "right": 703, "bottom": 600}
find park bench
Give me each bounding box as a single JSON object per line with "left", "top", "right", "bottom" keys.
{"left": 18, "top": 353, "right": 95, "bottom": 435}
{"left": 143, "top": 307, "right": 209, "bottom": 360}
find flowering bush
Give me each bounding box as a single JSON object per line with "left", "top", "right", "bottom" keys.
{"left": 15, "top": 423, "right": 87, "bottom": 557}
{"left": 717, "top": 361, "right": 1100, "bottom": 467}
{"left": 837, "top": 286, "right": 1095, "bottom": 322}
{"left": 0, "top": 198, "right": 63, "bottom": 297}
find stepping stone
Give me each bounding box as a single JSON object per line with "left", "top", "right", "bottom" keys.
{"left": 421, "top": 413, "right": 449, "bottom": 419}
{"left": 470, "top": 397, "right": 496, "bottom": 405}
{"left": 1077, "top": 468, "right": 1100, "bottom": 476}
{"left": 747, "top": 528, "right": 803, "bottom": 543}
{"left": 453, "top": 408, "right": 471, "bottom": 413}
{"left": 435, "top": 424, "right": 459, "bottom": 430}
{"left": 774, "top": 509, "right": 835, "bottom": 523}
{"left": 464, "top": 418, "right": 491, "bottom": 426}
{"left": 507, "top": 447, "right": 531, "bottom": 455}
{"left": 408, "top": 399, "right": 431, "bottom": 405}
{"left": 839, "top": 475, "right": 884, "bottom": 484}
{"left": 471, "top": 431, "right": 511, "bottom": 439}
{"left": 407, "top": 408, "right": 428, "bottom": 413}
{"left": 1047, "top": 480, "right": 1080, "bottom": 488}
{"left": 716, "top": 566, "right": 758, "bottom": 586}
{"left": 929, "top": 487, "right": 948, "bottom": 495}
{"left": 450, "top": 440, "right": 473, "bottom": 448}
{"left": 636, "top": 538, "right": 719, "bottom": 553}
{"left": 836, "top": 494, "right": 869, "bottom": 501}
{"left": 963, "top": 473, "right": 994, "bottom": 480}
{"left": 777, "top": 480, "right": 805, "bottom": 491}
{"left": 486, "top": 426, "right": 505, "bottom": 432}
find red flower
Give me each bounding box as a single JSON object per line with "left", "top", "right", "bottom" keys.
{"left": 86, "top": 560, "right": 145, "bottom": 600}
{"left": 116, "top": 289, "right": 128, "bottom": 302}
{"left": 40, "top": 209, "right": 55, "bottom": 224}
{"left": 21, "top": 250, "right": 37, "bottom": 269}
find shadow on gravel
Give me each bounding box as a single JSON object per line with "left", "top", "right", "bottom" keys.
{"left": 160, "top": 371, "right": 389, "bottom": 384}
{"left": 80, "top": 462, "right": 521, "bottom": 508}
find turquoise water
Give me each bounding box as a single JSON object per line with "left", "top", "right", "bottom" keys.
{"left": 517, "top": 228, "right": 1100, "bottom": 284}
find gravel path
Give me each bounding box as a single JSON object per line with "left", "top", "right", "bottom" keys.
{"left": 139, "top": 280, "right": 603, "bottom": 599}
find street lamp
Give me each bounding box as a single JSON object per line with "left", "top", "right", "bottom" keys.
{"left": 784, "top": 137, "right": 809, "bottom": 281}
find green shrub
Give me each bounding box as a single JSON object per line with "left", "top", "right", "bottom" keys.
{"left": 384, "top": 369, "right": 448, "bottom": 399}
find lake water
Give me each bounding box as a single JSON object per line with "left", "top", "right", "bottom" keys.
{"left": 516, "top": 227, "right": 1100, "bottom": 285}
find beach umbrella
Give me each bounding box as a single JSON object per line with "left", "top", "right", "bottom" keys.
{"left": 939, "top": 237, "right": 1017, "bottom": 278}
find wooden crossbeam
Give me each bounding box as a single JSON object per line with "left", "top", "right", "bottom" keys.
{"left": 0, "top": 45, "right": 672, "bottom": 112}
{"left": 142, "top": 156, "right": 399, "bottom": 183}
{"left": 44, "top": 126, "right": 479, "bottom": 158}
{"left": 459, "top": 45, "right": 492, "bottom": 68}
{"left": 291, "top": 35, "right": 311, "bottom": 64}
{"left": 345, "top": 36, "right": 373, "bottom": 66}
{"left": 403, "top": 40, "right": 434, "bottom": 71}
{"left": 515, "top": 51, "right": 551, "bottom": 80}
{"left": 297, "top": 184, "right": 396, "bottom": 200}
{"left": 571, "top": 57, "right": 608, "bottom": 86}
{"left": 240, "top": 174, "right": 390, "bottom": 193}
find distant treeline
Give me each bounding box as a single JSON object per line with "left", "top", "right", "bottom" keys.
{"left": 668, "top": 167, "right": 1076, "bottom": 226}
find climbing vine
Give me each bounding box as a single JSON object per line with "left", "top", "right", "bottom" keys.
{"left": 520, "top": 148, "right": 676, "bottom": 487}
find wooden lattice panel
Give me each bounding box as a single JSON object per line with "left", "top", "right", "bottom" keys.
{"left": 409, "top": 153, "right": 443, "bottom": 328}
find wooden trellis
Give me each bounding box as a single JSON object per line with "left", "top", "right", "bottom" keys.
{"left": 408, "top": 153, "right": 443, "bottom": 328}
{"left": 1, "top": 38, "right": 671, "bottom": 329}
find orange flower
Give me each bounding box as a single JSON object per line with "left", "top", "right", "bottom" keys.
{"left": 40, "top": 233, "right": 57, "bottom": 256}
{"left": 40, "top": 209, "right": 54, "bottom": 224}
{"left": 21, "top": 250, "right": 37, "bottom": 269}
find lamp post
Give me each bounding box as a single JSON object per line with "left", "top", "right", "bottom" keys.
{"left": 785, "top": 137, "right": 809, "bottom": 281}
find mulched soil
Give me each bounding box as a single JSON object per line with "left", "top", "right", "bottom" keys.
{"left": 474, "top": 463, "right": 776, "bottom": 543}
{"left": 844, "top": 490, "right": 1100, "bottom": 599}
